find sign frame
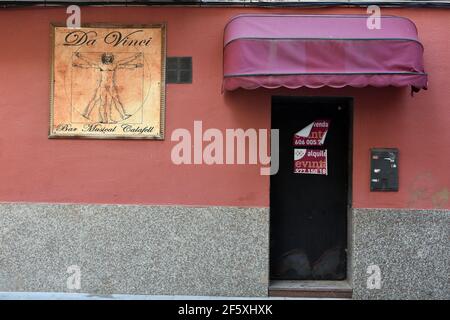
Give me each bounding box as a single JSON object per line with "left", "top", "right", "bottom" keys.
{"left": 49, "top": 23, "right": 167, "bottom": 140}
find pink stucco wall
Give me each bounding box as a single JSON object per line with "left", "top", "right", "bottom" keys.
{"left": 0, "top": 6, "right": 448, "bottom": 209}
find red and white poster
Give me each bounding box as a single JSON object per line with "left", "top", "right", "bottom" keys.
{"left": 294, "top": 149, "right": 328, "bottom": 175}
{"left": 293, "top": 120, "right": 330, "bottom": 146}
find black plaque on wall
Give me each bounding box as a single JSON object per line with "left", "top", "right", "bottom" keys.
{"left": 370, "top": 148, "right": 399, "bottom": 191}
{"left": 166, "top": 57, "right": 192, "bottom": 84}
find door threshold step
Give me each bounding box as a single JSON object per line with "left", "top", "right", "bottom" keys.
{"left": 269, "top": 280, "right": 352, "bottom": 299}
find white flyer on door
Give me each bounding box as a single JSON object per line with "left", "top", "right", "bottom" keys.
{"left": 293, "top": 120, "right": 330, "bottom": 146}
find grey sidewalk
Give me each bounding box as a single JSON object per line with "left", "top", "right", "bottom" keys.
{"left": 0, "top": 291, "right": 345, "bottom": 300}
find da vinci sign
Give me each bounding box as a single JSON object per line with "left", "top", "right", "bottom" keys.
{"left": 50, "top": 24, "right": 166, "bottom": 139}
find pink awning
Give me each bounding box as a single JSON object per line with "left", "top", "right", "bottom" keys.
{"left": 223, "top": 14, "right": 428, "bottom": 92}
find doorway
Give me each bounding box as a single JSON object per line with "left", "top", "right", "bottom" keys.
{"left": 270, "top": 96, "right": 352, "bottom": 281}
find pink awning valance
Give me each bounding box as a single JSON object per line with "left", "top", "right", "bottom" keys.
{"left": 223, "top": 14, "right": 428, "bottom": 92}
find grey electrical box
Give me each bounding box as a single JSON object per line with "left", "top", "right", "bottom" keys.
{"left": 370, "top": 148, "right": 399, "bottom": 191}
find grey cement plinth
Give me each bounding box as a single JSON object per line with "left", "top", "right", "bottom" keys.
{"left": 352, "top": 208, "right": 449, "bottom": 300}
{"left": 0, "top": 203, "right": 269, "bottom": 297}
{"left": 2, "top": 203, "right": 448, "bottom": 299}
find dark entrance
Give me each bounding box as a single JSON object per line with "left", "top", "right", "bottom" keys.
{"left": 270, "top": 96, "right": 352, "bottom": 281}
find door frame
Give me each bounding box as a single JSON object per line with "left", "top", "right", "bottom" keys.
{"left": 268, "top": 96, "right": 354, "bottom": 294}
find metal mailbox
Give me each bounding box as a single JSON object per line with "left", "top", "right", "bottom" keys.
{"left": 370, "top": 148, "right": 399, "bottom": 191}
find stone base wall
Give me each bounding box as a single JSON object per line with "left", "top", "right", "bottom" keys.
{"left": 351, "top": 208, "right": 449, "bottom": 300}
{"left": 1, "top": 203, "right": 448, "bottom": 299}
{"left": 0, "top": 203, "right": 269, "bottom": 297}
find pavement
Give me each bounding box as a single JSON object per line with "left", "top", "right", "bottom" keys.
{"left": 0, "top": 291, "right": 344, "bottom": 300}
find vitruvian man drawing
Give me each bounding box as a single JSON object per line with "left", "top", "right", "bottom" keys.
{"left": 72, "top": 52, "right": 143, "bottom": 124}
{"left": 51, "top": 25, "right": 165, "bottom": 139}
